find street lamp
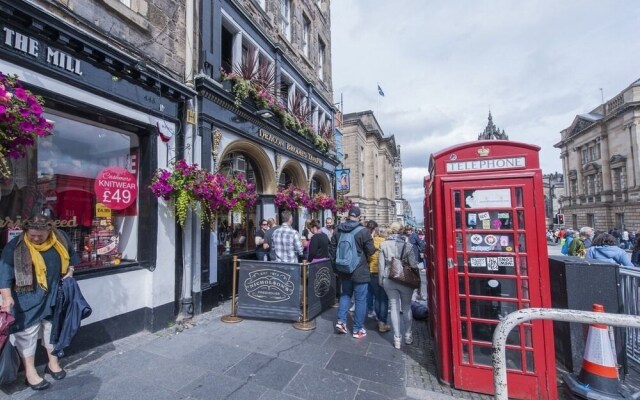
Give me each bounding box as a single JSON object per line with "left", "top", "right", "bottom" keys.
{"left": 256, "top": 109, "right": 274, "bottom": 119}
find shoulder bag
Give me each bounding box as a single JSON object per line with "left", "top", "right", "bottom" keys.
{"left": 388, "top": 242, "right": 420, "bottom": 289}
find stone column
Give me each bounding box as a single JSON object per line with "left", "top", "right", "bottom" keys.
{"left": 575, "top": 146, "right": 583, "bottom": 200}
{"left": 599, "top": 134, "right": 612, "bottom": 200}
{"left": 625, "top": 121, "right": 640, "bottom": 189}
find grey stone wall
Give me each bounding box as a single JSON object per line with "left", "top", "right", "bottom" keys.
{"left": 35, "top": 0, "right": 187, "bottom": 81}
{"left": 236, "top": 0, "right": 333, "bottom": 102}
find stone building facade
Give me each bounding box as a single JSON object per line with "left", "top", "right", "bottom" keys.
{"left": 231, "top": 0, "right": 333, "bottom": 101}
{"left": 554, "top": 78, "right": 640, "bottom": 232}
{"left": 341, "top": 111, "right": 398, "bottom": 226}
{"left": 196, "top": 0, "right": 339, "bottom": 307}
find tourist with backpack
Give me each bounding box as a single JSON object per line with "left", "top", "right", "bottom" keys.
{"left": 330, "top": 206, "right": 375, "bottom": 339}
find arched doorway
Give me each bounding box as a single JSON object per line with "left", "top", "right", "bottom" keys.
{"left": 278, "top": 161, "right": 307, "bottom": 231}
{"left": 216, "top": 143, "right": 271, "bottom": 255}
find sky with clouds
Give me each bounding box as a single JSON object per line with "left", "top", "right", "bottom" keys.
{"left": 330, "top": 1, "right": 640, "bottom": 222}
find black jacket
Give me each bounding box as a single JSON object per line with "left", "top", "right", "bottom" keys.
{"left": 330, "top": 220, "right": 375, "bottom": 283}
{"left": 50, "top": 277, "right": 92, "bottom": 358}
{"left": 308, "top": 232, "right": 330, "bottom": 262}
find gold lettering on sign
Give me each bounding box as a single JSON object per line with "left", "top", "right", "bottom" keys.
{"left": 0, "top": 216, "right": 78, "bottom": 229}
{"left": 258, "top": 129, "right": 322, "bottom": 166}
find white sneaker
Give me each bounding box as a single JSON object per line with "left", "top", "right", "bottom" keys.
{"left": 393, "top": 336, "right": 401, "bottom": 349}
{"left": 405, "top": 333, "right": 413, "bottom": 345}
{"left": 367, "top": 310, "right": 377, "bottom": 319}
{"left": 349, "top": 304, "right": 355, "bottom": 312}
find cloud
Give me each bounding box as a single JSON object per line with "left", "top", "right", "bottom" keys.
{"left": 331, "top": 1, "right": 640, "bottom": 221}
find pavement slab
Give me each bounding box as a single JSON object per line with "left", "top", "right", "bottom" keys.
{"left": 224, "top": 352, "right": 303, "bottom": 391}
{"left": 326, "top": 350, "right": 406, "bottom": 387}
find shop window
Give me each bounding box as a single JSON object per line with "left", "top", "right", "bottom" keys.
{"left": 216, "top": 152, "right": 261, "bottom": 254}
{"left": 0, "top": 112, "right": 140, "bottom": 271}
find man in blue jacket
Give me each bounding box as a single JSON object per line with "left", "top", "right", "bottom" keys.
{"left": 330, "top": 207, "right": 375, "bottom": 339}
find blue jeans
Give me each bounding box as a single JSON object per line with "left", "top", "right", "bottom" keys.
{"left": 368, "top": 276, "right": 388, "bottom": 324}
{"left": 337, "top": 280, "right": 368, "bottom": 332}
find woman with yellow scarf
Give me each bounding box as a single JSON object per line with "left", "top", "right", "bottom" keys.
{"left": 0, "top": 215, "right": 78, "bottom": 391}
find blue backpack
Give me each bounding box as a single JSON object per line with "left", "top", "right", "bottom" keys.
{"left": 335, "top": 226, "right": 364, "bottom": 273}
{"left": 561, "top": 236, "right": 573, "bottom": 255}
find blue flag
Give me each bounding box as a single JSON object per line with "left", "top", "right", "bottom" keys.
{"left": 377, "top": 84, "right": 385, "bottom": 97}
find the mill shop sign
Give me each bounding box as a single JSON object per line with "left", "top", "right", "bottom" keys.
{"left": 3, "top": 26, "right": 83, "bottom": 75}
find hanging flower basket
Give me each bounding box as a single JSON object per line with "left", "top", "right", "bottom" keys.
{"left": 308, "top": 192, "right": 336, "bottom": 212}
{"left": 150, "top": 159, "right": 258, "bottom": 226}
{"left": 0, "top": 73, "right": 54, "bottom": 177}
{"left": 274, "top": 185, "right": 310, "bottom": 210}
{"left": 333, "top": 195, "right": 354, "bottom": 214}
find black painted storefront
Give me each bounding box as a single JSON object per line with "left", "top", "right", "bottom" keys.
{"left": 0, "top": 0, "right": 194, "bottom": 353}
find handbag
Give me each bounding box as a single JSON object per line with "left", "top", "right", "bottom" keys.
{"left": 0, "top": 311, "right": 19, "bottom": 386}
{"left": 0, "top": 340, "right": 19, "bottom": 385}
{"left": 388, "top": 242, "right": 420, "bottom": 288}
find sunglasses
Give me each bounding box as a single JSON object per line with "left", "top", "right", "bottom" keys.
{"left": 261, "top": 223, "right": 268, "bottom": 226}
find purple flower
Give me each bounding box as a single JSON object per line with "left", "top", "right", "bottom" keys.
{"left": 14, "top": 88, "right": 27, "bottom": 100}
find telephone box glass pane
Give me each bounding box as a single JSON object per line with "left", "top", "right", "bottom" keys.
{"left": 454, "top": 190, "right": 461, "bottom": 208}
{"left": 506, "top": 327, "right": 521, "bottom": 346}
{"left": 456, "top": 233, "right": 464, "bottom": 251}
{"left": 464, "top": 189, "right": 511, "bottom": 208}
{"left": 458, "top": 254, "right": 465, "bottom": 272}
{"left": 459, "top": 277, "right": 466, "bottom": 294}
{"left": 468, "top": 277, "right": 518, "bottom": 298}
{"left": 526, "top": 351, "right": 535, "bottom": 372}
{"left": 467, "top": 233, "right": 514, "bottom": 252}
{"left": 466, "top": 255, "right": 516, "bottom": 275}
{"left": 460, "top": 299, "right": 467, "bottom": 317}
{"left": 471, "top": 345, "right": 493, "bottom": 366}
{"left": 460, "top": 320, "right": 468, "bottom": 339}
{"left": 471, "top": 322, "right": 494, "bottom": 343}
{"left": 469, "top": 299, "right": 518, "bottom": 320}
{"left": 506, "top": 348, "right": 523, "bottom": 371}
{"left": 466, "top": 211, "right": 512, "bottom": 229}
{"left": 519, "top": 256, "right": 528, "bottom": 276}
{"left": 455, "top": 211, "right": 462, "bottom": 229}
{"left": 521, "top": 279, "right": 530, "bottom": 300}
{"left": 518, "top": 233, "right": 527, "bottom": 252}
{"left": 462, "top": 344, "right": 469, "bottom": 363}
{"left": 515, "top": 187, "right": 524, "bottom": 207}
{"left": 517, "top": 210, "right": 525, "bottom": 229}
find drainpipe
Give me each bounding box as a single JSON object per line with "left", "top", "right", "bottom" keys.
{"left": 178, "top": 0, "right": 197, "bottom": 322}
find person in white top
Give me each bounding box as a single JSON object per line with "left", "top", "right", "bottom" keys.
{"left": 320, "top": 217, "right": 335, "bottom": 240}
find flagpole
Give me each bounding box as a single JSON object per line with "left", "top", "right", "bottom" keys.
{"left": 376, "top": 82, "right": 380, "bottom": 117}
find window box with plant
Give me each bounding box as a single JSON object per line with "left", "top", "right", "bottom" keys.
{"left": 220, "top": 50, "right": 334, "bottom": 154}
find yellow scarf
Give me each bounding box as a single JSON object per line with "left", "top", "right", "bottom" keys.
{"left": 24, "top": 233, "right": 69, "bottom": 291}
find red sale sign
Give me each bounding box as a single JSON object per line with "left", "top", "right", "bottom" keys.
{"left": 94, "top": 167, "right": 138, "bottom": 210}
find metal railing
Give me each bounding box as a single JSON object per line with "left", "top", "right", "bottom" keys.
{"left": 620, "top": 266, "right": 640, "bottom": 364}
{"left": 492, "top": 308, "right": 640, "bottom": 400}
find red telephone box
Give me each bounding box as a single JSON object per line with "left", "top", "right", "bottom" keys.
{"left": 426, "top": 141, "right": 556, "bottom": 400}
